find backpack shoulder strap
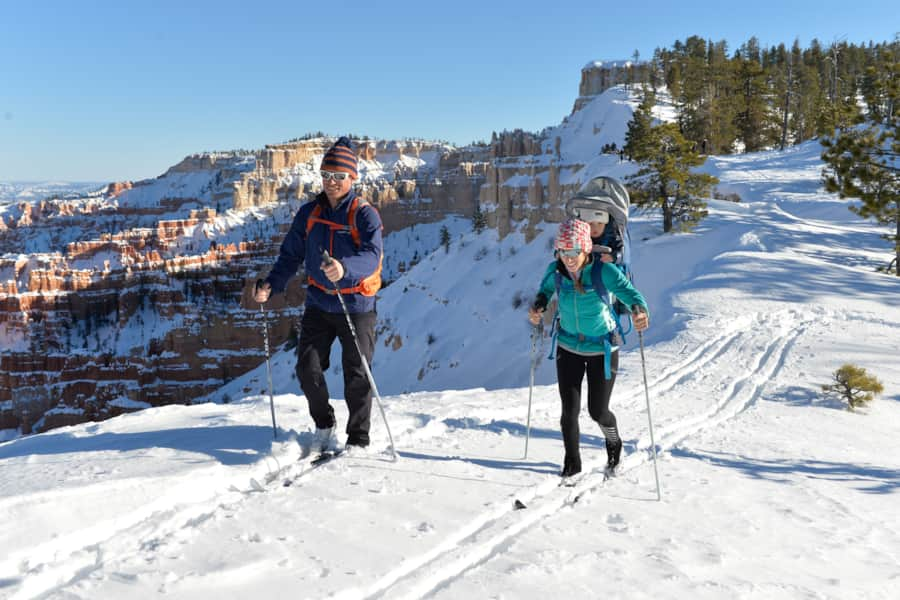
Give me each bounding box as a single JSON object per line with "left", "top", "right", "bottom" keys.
{"left": 590, "top": 261, "right": 610, "bottom": 300}
{"left": 347, "top": 197, "right": 384, "bottom": 247}
{"left": 305, "top": 203, "right": 324, "bottom": 235}
{"left": 346, "top": 197, "right": 363, "bottom": 246}
{"left": 591, "top": 261, "right": 632, "bottom": 344}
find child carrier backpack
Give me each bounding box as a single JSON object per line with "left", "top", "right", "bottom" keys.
{"left": 565, "top": 176, "right": 635, "bottom": 334}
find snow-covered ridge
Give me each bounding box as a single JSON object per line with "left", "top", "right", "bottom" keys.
{"left": 0, "top": 181, "right": 106, "bottom": 205}
{"left": 582, "top": 59, "right": 642, "bottom": 70}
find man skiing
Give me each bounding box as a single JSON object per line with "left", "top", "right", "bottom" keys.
{"left": 528, "top": 219, "right": 649, "bottom": 478}
{"left": 254, "top": 136, "right": 383, "bottom": 454}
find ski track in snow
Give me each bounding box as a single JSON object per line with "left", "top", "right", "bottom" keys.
{"left": 347, "top": 309, "right": 812, "bottom": 599}
{"left": 0, "top": 307, "right": 886, "bottom": 600}
{"left": 2, "top": 426, "right": 415, "bottom": 600}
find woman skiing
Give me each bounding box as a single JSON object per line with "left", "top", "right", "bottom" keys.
{"left": 528, "top": 219, "right": 649, "bottom": 478}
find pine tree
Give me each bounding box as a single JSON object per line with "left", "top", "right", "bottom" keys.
{"left": 706, "top": 40, "right": 739, "bottom": 154}
{"left": 821, "top": 364, "right": 884, "bottom": 410}
{"left": 821, "top": 49, "right": 900, "bottom": 275}
{"left": 624, "top": 88, "right": 656, "bottom": 161}
{"left": 818, "top": 42, "right": 864, "bottom": 136}
{"left": 472, "top": 206, "right": 487, "bottom": 234}
{"left": 734, "top": 38, "right": 776, "bottom": 151}
{"left": 440, "top": 225, "right": 451, "bottom": 253}
{"left": 775, "top": 41, "right": 800, "bottom": 150}
{"left": 627, "top": 122, "right": 719, "bottom": 232}
{"left": 675, "top": 36, "right": 710, "bottom": 149}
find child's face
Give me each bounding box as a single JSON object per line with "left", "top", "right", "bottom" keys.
{"left": 589, "top": 222, "right": 606, "bottom": 237}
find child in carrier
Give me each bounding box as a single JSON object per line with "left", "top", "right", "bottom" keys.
{"left": 528, "top": 219, "right": 649, "bottom": 478}
{"left": 570, "top": 201, "right": 632, "bottom": 317}
{"left": 588, "top": 209, "right": 623, "bottom": 265}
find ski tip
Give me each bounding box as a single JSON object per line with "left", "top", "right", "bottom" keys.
{"left": 514, "top": 499, "right": 527, "bottom": 510}
{"left": 559, "top": 474, "right": 583, "bottom": 487}
{"left": 311, "top": 451, "right": 340, "bottom": 466}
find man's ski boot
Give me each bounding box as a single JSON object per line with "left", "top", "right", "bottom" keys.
{"left": 312, "top": 426, "right": 338, "bottom": 455}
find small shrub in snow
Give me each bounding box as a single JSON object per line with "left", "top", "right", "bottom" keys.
{"left": 472, "top": 207, "right": 487, "bottom": 233}
{"left": 427, "top": 333, "right": 436, "bottom": 345}
{"left": 511, "top": 291, "right": 526, "bottom": 310}
{"left": 821, "top": 364, "right": 884, "bottom": 410}
{"left": 474, "top": 247, "right": 488, "bottom": 261}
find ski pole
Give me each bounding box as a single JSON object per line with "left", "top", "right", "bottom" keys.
{"left": 322, "top": 251, "right": 397, "bottom": 461}
{"left": 638, "top": 329, "right": 662, "bottom": 501}
{"left": 524, "top": 319, "right": 542, "bottom": 459}
{"left": 260, "top": 303, "right": 278, "bottom": 439}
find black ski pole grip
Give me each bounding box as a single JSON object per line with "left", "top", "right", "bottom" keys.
{"left": 322, "top": 250, "right": 333, "bottom": 265}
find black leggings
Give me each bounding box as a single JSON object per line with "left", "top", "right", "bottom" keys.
{"left": 556, "top": 346, "right": 619, "bottom": 460}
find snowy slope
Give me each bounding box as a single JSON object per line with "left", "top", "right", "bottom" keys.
{"left": 1, "top": 137, "right": 898, "bottom": 599}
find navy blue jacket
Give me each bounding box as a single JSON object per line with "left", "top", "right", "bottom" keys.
{"left": 265, "top": 190, "right": 383, "bottom": 314}
{"left": 592, "top": 218, "right": 624, "bottom": 264}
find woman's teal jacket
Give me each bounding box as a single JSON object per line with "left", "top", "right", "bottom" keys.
{"left": 537, "top": 259, "right": 649, "bottom": 356}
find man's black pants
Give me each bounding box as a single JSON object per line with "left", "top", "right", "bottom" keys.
{"left": 295, "top": 306, "right": 376, "bottom": 446}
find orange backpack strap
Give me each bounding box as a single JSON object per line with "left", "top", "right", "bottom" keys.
{"left": 347, "top": 198, "right": 362, "bottom": 246}
{"left": 304, "top": 197, "right": 383, "bottom": 297}
{"left": 306, "top": 203, "right": 351, "bottom": 236}
{"left": 306, "top": 198, "right": 371, "bottom": 242}
{"left": 347, "top": 197, "right": 381, "bottom": 245}
{"left": 305, "top": 204, "right": 321, "bottom": 235}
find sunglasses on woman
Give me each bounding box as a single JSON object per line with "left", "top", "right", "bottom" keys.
{"left": 320, "top": 171, "right": 350, "bottom": 181}
{"left": 557, "top": 249, "right": 583, "bottom": 258}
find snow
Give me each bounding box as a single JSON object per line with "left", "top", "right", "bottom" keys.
{"left": 541, "top": 86, "right": 639, "bottom": 164}
{"left": 108, "top": 397, "right": 153, "bottom": 410}
{"left": 0, "top": 181, "right": 106, "bottom": 206}
{"left": 2, "top": 98, "right": 899, "bottom": 599}
{"left": 583, "top": 60, "right": 642, "bottom": 70}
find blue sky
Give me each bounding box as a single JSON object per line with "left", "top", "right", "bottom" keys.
{"left": 0, "top": 0, "right": 896, "bottom": 182}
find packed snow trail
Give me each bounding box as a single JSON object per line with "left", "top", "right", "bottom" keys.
{"left": 345, "top": 310, "right": 813, "bottom": 600}
{"left": 6, "top": 308, "right": 808, "bottom": 600}
{"left": 1, "top": 309, "right": 897, "bottom": 599}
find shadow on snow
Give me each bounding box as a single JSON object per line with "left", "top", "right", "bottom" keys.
{"left": 671, "top": 447, "right": 900, "bottom": 494}
{"left": 0, "top": 424, "right": 280, "bottom": 466}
